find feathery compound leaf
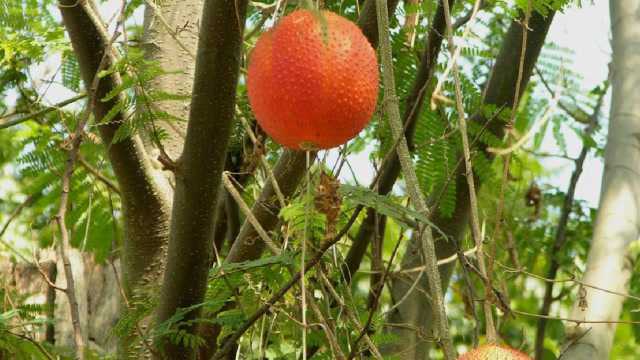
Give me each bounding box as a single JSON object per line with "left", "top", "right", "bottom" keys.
{"left": 61, "top": 50, "right": 81, "bottom": 92}
{"left": 339, "top": 185, "right": 448, "bottom": 240}
{"left": 213, "top": 253, "right": 295, "bottom": 275}
{"left": 99, "top": 99, "right": 129, "bottom": 125}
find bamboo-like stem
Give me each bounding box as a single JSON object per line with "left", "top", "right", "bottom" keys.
{"left": 375, "top": 0, "right": 455, "bottom": 356}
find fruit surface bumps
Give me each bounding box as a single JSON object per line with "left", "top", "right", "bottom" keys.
{"left": 458, "top": 344, "right": 532, "bottom": 360}
{"left": 247, "top": 9, "right": 379, "bottom": 149}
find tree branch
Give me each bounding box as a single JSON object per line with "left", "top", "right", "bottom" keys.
{"left": 0, "top": 93, "right": 87, "bottom": 130}
{"left": 440, "top": 0, "right": 497, "bottom": 341}
{"left": 0, "top": 194, "right": 39, "bottom": 263}
{"left": 53, "top": 20, "right": 115, "bottom": 356}
{"left": 225, "top": 149, "right": 309, "bottom": 262}
{"left": 58, "top": 0, "right": 174, "bottom": 295}
{"left": 154, "top": 0, "right": 249, "bottom": 357}
{"left": 77, "top": 154, "right": 121, "bottom": 195}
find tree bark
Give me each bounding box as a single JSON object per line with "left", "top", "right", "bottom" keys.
{"left": 560, "top": 2, "right": 640, "bottom": 358}
{"left": 153, "top": 0, "right": 248, "bottom": 358}
{"left": 385, "top": 9, "right": 555, "bottom": 359}
{"left": 58, "top": 0, "right": 173, "bottom": 296}
{"left": 141, "top": 0, "right": 201, "bottom": 159}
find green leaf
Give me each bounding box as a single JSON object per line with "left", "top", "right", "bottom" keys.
{"left": 61, "top": 51, "right": 81, "bottom": 92}
{"left": 101, "top": 74, "right": 135, "bottom": 102}
{"left": 339, "top": 185, "right": 448, "bottom": 240}
{"left": 99, "top": 100, "right": 128, "bottom": 124}
{"left": 212, "top": 253, "right": 295, "bottom": 275}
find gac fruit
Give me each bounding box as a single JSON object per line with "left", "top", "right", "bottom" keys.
{"left": 458, "top": 344, "right": 531, "bottom": 360}
{"left": 247, "top": 9, "right": 379, "bottom": 150}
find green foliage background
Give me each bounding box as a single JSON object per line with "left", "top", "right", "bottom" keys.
{"left": 1, "top": 0, "right": 637, "bottom": 359}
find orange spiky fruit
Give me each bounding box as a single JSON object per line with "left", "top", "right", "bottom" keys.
{"left": 458, "top": 344, "right": 532, "bottom": 360}
{"left": 247, "top": 9, "right": 379, "bottom": 150}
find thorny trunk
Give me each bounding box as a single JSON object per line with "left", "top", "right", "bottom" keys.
{"left": 153, "top": 0, "right": 249, "bottom": 357}
{"left": 58, "top": 0, "right": 174, "bottom": 299}
{"left": 377, "top": 0, "right": 456, "bottom": 355}
{"left": 560, "top": 1, "right": 640, "bottom": 358}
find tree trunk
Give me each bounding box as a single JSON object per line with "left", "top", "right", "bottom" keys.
{"left": 560, "top": 2, "right": 640, "bottom": 358}
{"left": 58, "top": 0, "right": 174, "bottom": 297}
{"left": 153, "top": 0, "right": 249, "bottom": 357}
{"left": 141, "top": 0, "right": 201, "bottom": 159}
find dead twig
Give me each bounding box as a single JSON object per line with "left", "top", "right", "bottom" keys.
{"left": 0, "top": 93, "right": 87, "bottom": 130}
{"left": 440, "top": 0, "right": 497, "bottom": 342}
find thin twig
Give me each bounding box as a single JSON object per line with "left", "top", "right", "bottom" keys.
{"left": 376, "top": 246, "right": 478, "bottom": 275}
{"left": 306, "top": 294, "right": 346, "bottom": 359}
{"left": 316, "top": 268, "right": 383, "bottom": 359}
{"left": 440, "top": 0, "right": 497, "bottom": 342}
{"left": 222, "top": 171, "right": 281, "bottom": 255}
{"left": 348, "top": 228, "right": 404, "bottom": 359}
{"left": 452, "top": 0, "right": 486, "bottom": 29}
{"left": 524, "top": 149, "right": 574, "bottom": 161}
{"left": 486, "top": 7, "right": 548, "bottom": 309}
{"left": 54, "top": 85, "right": 97, "bottom": 360}
{"left": 487, "top": 84, "right": 562, "bottom": 156}
{"left": 300, "top": 151, "right": 311, "bottom": 360}
{"left": 535, "top": 66, "right": 592, "bottom": 124}
{"left": 513, "top": 309, "right": 640, "bottom": 325}
{"left": 78, "top": 154, "right": 121, "bottom": 194}
{"left": 53, "top": 2, "right": 124, "bottom": 356}
{"left": 4, "top": 330, "right": 55, "bottom": 360}
{"left": 498, "top": 262, "right": 640, "bottom": 303}
{"left": 0, "top": 194, "right": 39, "bottom": 263}
{"left": 238, "top": 113, "right": 286, "bottom": 208}
{"left": 0, "top": 93, "right": 87, "bottom": 130}
{"left": 430, "top": 0, "right": 484, "bottom": 110}
{"left": 33, "top": 252, "right": 67, "bottom": 292}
